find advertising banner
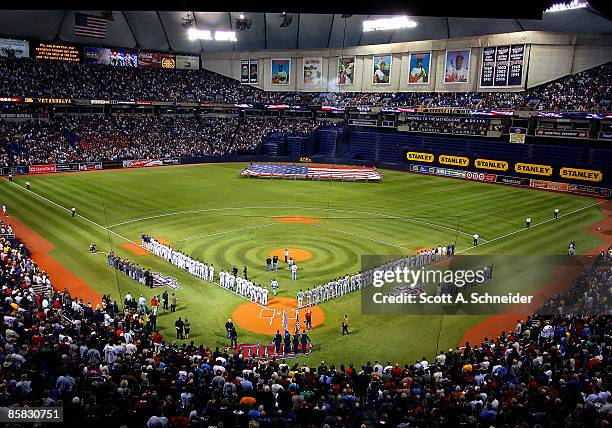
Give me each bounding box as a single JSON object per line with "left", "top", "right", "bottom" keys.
{"left": 599, "top": 131, "right": 612, "bottom": 141}
{"left": 509, "top": 127, "right": 527, "bottom": 144}
{"left": 79, "top": 162, "right": 102, "bottom": 171}
{"left": 406, "top": 152, "right": 435, "bottom": 163}
{"left": 559, "top": 167, "right": 603, "bottom": 182}
{"left": 535, "top": 128, "right": 588, "bottom": 138}
{"left": 162, "top": 158, "right": 180, "bottom": 165}
{"left": 444, "top": 49, "right": 471, "bottom": 83}
{"left": 465, "top": 171, "right": 497, "bottom": 183}
{"left": 408, "top": 52, "right": 431, "bottom": 84}
{"left": 475, "top": 159, "right": 509, "bottom": 171}
{"left": 496, "top": 175, "right": 531, "bottom": 186}
{"left": 122, "top": 159, "right": 163, "bottom": 168}
{"left": 568, "top": 184, "right": 611, "bottom": 198}
{"left": 29, "top": 164, "right": 57, "bottom": 174}
{"left": 409, "top": 164, "right": 610, "bottom": 197}
{"left": 138, "top": 51, "right": 176, "bottom": 69}
{"left": 372, "top": 54, "right": 392, "bottom": 84}
{"left": 338, "top": 57, "right": 355, "bottom": 85}
{"left": 530, "top": 180, "right": 569, "bottom": 192}
{"left": 303, "top": 57, "right": 322, "bottom": 85}
{"left": 0, "top": 38, "right": 29, "bottom": 58}
{"left": 6, "top": 166, "right": 29, "bottom": 175}
{"left": 55, "top": 163, "right": 80, "bottom": 172}
{"left": 514, "top": 163, "right": 553, "bottom": 176}
{"left": 271, "top": 59, "right": 291, "bottom": 85}
{"left": 439, "top": 155, "right": 469, "bottom": 167}
{"left": 176, "top": 55, "right": 200, "bottom": 70}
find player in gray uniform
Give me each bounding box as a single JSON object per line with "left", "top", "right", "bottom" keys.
{"left": 305, "top": 288, "right": 312, "bottom": 306}
{"left": 296, "top": 289, "right": 305, "bottom": 309}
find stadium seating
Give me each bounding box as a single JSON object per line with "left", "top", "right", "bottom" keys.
{"left": 1, "top": 225, "right": 610, "bottom": 426}
{"left": 0, "top": 57, "right": 610, "bottom": 111}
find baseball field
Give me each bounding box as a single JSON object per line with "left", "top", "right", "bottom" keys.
{"left": 0, "top": 163, "right": 607, "bottom": 365}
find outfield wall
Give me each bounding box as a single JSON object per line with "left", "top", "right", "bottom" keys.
{"left": 3, "top": 155, "right": 610, "bottom": 198}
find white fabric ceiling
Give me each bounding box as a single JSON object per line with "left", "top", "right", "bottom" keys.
{"left": 0, "top": 9, "right": 610, "bottom": 54}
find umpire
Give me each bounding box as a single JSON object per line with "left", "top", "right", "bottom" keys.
{"left": 342, "top": 315, "right": 349, "bottom": 335}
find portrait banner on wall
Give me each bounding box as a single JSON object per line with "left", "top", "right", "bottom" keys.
{"left": 372, "top": 54, "right": 392, "bottom": 84}
{"left": 249, "top": 59, "right": 258, "bottom": 84}
{"left": 444, "top": 49, "right": 471, "bottom": 83}
{"left": 408, "top": 52, "right": 431, "bottom": 84}
{"left": 271, "top": 58, "right": 291, "bottom": 85}
{"left": 303, "top": 57, "right": 322, "bottom": 85}
{"left": 338, "top": 57, "right": 355, "bottom": 85}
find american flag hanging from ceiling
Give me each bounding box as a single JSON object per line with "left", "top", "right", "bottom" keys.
{"left": 74, "top": 13, "right": 108, "bottom": 39}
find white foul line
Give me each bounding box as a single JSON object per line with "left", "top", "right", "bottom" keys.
{"left": 5, "top": 180, "right": 271, "bottom": 308}
{"left": 175, "top": 223, "right": 277, "bottom": 242}
{"left": 456, "top": 199, "right": 606, "bottom": 254}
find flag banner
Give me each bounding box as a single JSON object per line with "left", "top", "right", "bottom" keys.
{"left": 294, "top": 312, "right": 300, "bottom": 333}
{"left": 74, "top": 13, "right": 108, "bottom": 39}
{"left": 240, "top": 164, "right": 383, "bottom": 181}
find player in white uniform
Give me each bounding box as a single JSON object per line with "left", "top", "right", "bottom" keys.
{"left": 208, "top": 264, "right": 215, "bottom": 282}
{"left": 261, "top": 287, "right": 269, "bottom": 306}
{"left": 256, "top": 285, "right": 263, "bottom": 303}
{"left": 271, "top": 279, "right": 279, "bottom": 295}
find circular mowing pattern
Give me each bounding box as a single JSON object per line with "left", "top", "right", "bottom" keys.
{"left": 268, "top": 248, "right": 312, "bottom": 262}
{"left": 231, "top": 297, "right": 325, "bottom": 336}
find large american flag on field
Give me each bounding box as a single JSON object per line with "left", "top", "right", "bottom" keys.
{"left": 240, "top": 163, "right": 382, "bottom": 181}
{"left": 74, "top": 13, "right": 108, "bottom": 39}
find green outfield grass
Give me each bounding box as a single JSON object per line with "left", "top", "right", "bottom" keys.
{"left": 0, "top": 163, "right": 605, "bottom": 365}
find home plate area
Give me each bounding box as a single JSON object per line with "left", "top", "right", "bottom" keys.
{"left": 231, "top": 297, "right": 325, "bottom": 335}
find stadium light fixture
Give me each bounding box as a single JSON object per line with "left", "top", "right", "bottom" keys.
{"left": 362, "top": 16, "right": 417, "bottom": 32}
{"left": 544, "top": 0, "right": 588, "bottom": 13}
{"left": 188, "top": 28, "right": 237, "bottom": 42}
{"left": 214, "top": 31, "right": 238, "bottom": 42}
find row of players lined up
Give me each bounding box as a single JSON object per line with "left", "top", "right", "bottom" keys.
{"left": 299, "top": 243, "right": 457, "bottom": 307}
{"left": 142, "top": 234, "right": 456, "bottom": 308}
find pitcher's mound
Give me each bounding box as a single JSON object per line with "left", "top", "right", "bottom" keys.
{"left": 268, "top": 248, "right": 312, "bottom": 262}
{"left": 121, "top": 242, "right": 149, "bottom": 256}
{"left": 156, "top": 237, "right": 170, "bottom": 245}
{"left": 275, "top": 216, "right": 320, "bottom": 224}
{"left": 232, "top": 297, "right": 325, "bottom": 335}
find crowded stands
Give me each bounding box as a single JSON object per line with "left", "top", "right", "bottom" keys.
{"left": 0, "top": 115, "right": 335, "bottom": 166}
{"left": 1, "top": 221, "right": 610, "bottom": 426}
{"left": 1, "top": 57, "right": 610, "bottom": 111}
